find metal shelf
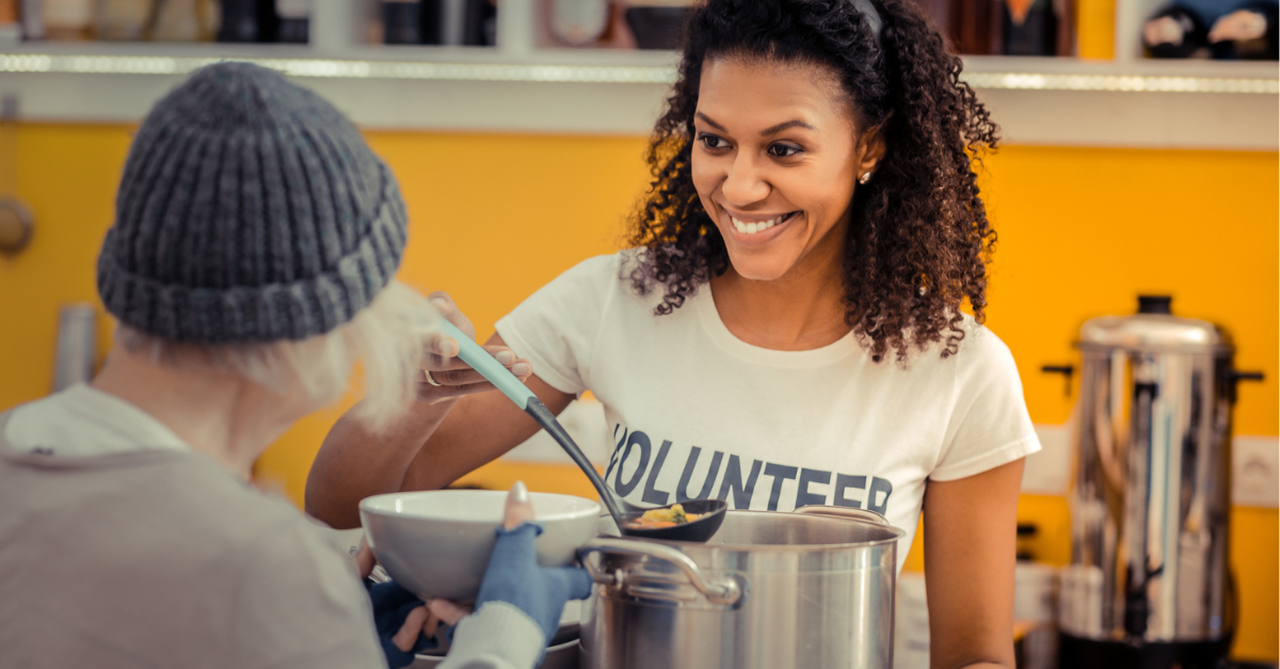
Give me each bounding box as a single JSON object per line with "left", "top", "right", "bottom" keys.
{"left": 1, "top": 42, "right": 1275, "bottom": 93}
{"left": 0, "top": 0, "right": 1274, "bottom": 148}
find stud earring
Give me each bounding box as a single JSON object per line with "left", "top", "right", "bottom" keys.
{"left": 859, "top": 171, "right": 873, "bottom": 185}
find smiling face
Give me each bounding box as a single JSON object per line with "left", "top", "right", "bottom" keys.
{"left": 692, "top": 57, "right": 882, "bottom": 283}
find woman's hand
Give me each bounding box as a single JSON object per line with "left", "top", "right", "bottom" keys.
{"left": 418, "top": 292, "right": 533, "bottom": 405}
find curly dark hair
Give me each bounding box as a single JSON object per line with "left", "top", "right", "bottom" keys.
{"left": 625, "top": 0, "right": 999, "bottom": 362}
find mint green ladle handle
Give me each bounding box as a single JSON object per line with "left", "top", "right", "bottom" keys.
{"left": 436, "top": 319, "right": 537, "bottom": 410}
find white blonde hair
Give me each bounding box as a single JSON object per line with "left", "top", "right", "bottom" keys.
{"left": 118, "top": 280, "right": 433, "bottom": 432}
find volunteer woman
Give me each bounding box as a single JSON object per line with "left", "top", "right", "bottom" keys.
{"left": 309, "top": 1, "right": 1038, "bottom": 666}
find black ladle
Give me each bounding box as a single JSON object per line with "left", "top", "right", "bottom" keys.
{"left": 437, "top": 320, "right": 726, "bottom": 542}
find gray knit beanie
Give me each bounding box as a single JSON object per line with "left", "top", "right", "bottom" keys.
{"left": 97, "top": 61, "right": 408, "bottom": 344}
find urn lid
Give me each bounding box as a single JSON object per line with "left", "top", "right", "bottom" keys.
{"left": 1078, "top": 295, "right": 1229, "bottom": 352}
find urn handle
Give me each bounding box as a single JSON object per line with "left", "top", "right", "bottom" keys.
{"left": 577, "top": 537, "right": 743, "bottom": 607}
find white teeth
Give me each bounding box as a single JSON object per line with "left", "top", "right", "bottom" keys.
{"left": 730, "top": 214, "right": 785, "bottom": 235}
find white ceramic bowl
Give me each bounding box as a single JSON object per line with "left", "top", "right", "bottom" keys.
{"left": 359, "top": 489, "right": 600, "bottom": 602}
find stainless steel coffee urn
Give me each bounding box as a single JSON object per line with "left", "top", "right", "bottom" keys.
{"left": 1049, "top": 296, "right": 1262, "bottom": 669}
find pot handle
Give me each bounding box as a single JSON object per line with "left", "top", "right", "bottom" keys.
{"left": 793, "top": 504, "right": 890, "bottom": 526}
{"left": 577, "top": 537, "right": 742, "bottom": 606}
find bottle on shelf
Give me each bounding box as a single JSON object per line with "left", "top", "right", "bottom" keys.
{"left": 460, "top": 0, "right": 496, "bottom": 46}
{"left": 431, "top": 0, "right": 498, "bottom": 46}
{"left": 382, "top": 0, "right": 421, "bottom": 44}
{"left": 275, "top": 0, "right": 309, "bottom": 43}
{"left": 420, "top": 0, "right": 441, "bottom": 44}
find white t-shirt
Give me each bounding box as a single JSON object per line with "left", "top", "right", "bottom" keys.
{"left": 496, "top": 252, "right": 1040, "bottom": 570}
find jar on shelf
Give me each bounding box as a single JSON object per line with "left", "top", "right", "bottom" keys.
{"left": 151, "top": 0, "right": 219, "bottom": 42}
{"left": 538, "top": 0, "right": 635, "bottom": 48}
{"left": 44, "top": 0, "right": 96, "bottom": 40}
{"left": 92, "top": 0, "right": 152, "bottom": 40}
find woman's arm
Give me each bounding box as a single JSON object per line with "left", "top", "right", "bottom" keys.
{"left": 305, "top": 291, "right": 578, "bottom": 529}
{"left": 922, "top": 457, "right": 1025, "bottom": 669}
{"left": 306, "top": 331, "right": 575, "bottom": 529}
{"left": 397, "top": 360, "right": 574, "bottom": 493}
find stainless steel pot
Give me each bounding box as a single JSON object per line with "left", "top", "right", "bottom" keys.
{"left": 577, "top": 506, "right": 904, "bottom": 669}
{"left": 1050, "top": 295, "right": 1262, "bottom": 667}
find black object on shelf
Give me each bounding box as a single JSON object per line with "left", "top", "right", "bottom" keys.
{"left": 419, "top": 0, "right": 443, "bottom": 45}
{"left": 217, "top": 0, "right": 280, "bottom": 43}
{"left": 384, "top": 1, "right": 423, "bottom": 44}
{"left": 462, "top": 0, "right": 498, "bottom": 46}
{"left": 276, "top": 18, "right": 309, "bottom": 44}
{"left": 624, "top": 6, "right": 690, "bottom": 50}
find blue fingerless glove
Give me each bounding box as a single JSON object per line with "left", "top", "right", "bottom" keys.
{"left": 474, "top": 523, "right": 595, "bottom": 649}
{"left": 366, "top": 580, "right": 439, "bottom": 668}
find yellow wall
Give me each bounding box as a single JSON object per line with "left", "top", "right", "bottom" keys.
{"left": 1, "top": 124, "right": 1275, "bottom": 660}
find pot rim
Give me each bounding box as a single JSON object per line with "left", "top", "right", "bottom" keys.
{"left": 595, "top": 508, "right": 905, "bottom": 552}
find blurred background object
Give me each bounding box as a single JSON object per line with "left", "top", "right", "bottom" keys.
{"left": 623, "top": 0, "right": 689, "bottom": 49}
{"left": 216, "top": 0, "right": 274, "bottom": 42}
{"left": 274, "top": 0, "right": 309, "bottom": 43}
{"left": 381, "top": 0, "right": 421, "bottom": 43}
{"left": 51, "top": 303, "right": 96, "bottom": 392}
{"left": 150, "top": 0, "right": 219, "bottom": 42}
{"left": 376, "top": 0, "right": 496, "bottom": 46}
{"left": 0, "top": 93, "right": 33, "bottom": 257}
{"left": 0, "top": 197, "right": 33, "bottom": 255}
{"left": 1142, "top": 1, "right": 1278, "bottom": 59}
{"left": 42, "top": 0, "right": 93, "bottom": 39}
{"left": 912, "top": 0, "right": 1076, "bottom": 55}
{"left": 540, "top": 0, "right": 628, "bottom": 48}
{"left": 91, "top": 0, "right": 151, "bottom": 41}
{"left": 1143, "top": 3, "right": 1210, "bottom": 56}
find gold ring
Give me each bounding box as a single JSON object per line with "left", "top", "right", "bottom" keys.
{"left": 423, "top": 369, "right": 443, "bottom": 387}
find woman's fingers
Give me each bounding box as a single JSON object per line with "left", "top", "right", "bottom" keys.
{"left": 416, "top": 291, "right": 532, "bottom": 403}
{"left": 423, "top": 330, "right": 461, "bottom": 360}
{"left": 427, "top": 291, "right": 476, "bottom": 340}
{"left": 422, "top": 356, "right": 531, "bottom": 383}
{"left": 393, "top": 605, "right": 431, "bottom": 652}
